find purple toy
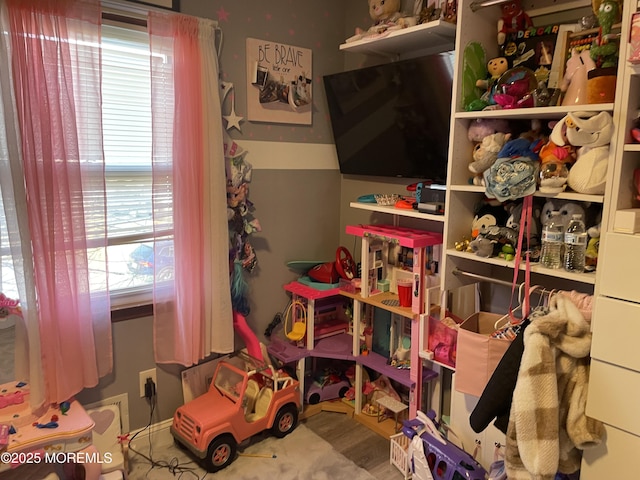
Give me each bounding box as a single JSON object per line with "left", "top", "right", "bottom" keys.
{"left": 402, "top": 410, "right": 487, "bottom": 480}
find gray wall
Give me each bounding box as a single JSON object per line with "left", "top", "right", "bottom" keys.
{"left": 79, "top": 0, "right": 351, "bottom": 430}
{"left": 79, "top": 0, "right": 434, "bottom": 430}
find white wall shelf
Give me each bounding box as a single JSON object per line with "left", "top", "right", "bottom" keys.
{"left": 340, "top": 20, "right": 456, "bottom": 58}
{"left": 349, "top": 202, "right": 445, "bottom": 222}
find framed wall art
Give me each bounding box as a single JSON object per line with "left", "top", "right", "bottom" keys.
{"left": 246, "top": 38, "right": 312, "bottom": 125}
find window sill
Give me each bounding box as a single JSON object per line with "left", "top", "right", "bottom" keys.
{"left": 111, "top": 303, "right": 153, "bottom": 322}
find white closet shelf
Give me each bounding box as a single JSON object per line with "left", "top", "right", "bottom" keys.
{"left": 445, "top": 249, "right": 597, "bottom": 284}
{"left": 448, "top": 185, "right": 605, "bottom": 203}
{"left": 455, "top": 103, "right": 614, "bottom": 120}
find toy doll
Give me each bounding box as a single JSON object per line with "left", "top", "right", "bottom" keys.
{"left": 497, "top": 0, "right": 533, "bottom": 47}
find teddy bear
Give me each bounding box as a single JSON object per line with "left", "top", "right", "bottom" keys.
{"left": 469, "top": 132, "right": 511, "bottom": 184}
{"left": 349, "top": 0, "right": 417, "bottom": 41}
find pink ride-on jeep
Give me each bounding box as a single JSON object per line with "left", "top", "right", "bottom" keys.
{"left": 171, "top": 351, "right": 301, "bottom": 472}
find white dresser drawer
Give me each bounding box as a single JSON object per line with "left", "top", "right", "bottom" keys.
{"left": 591, "top": 296, "right": 640, "bottom": 372}
{"left": 580, "top": 424, "right": 640, "bottom": 479}
{"left": 598, "top": 232, "right": 640, "bottom": 303}
{"left": 587, "top": 359, "right": 640, "bottom": 436}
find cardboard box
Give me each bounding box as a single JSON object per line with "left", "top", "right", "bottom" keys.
{"left": 614, "top": 209, "right": 640, "bottom": 234}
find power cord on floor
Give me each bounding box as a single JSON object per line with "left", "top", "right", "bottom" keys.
{"left": 127, "top": 386, "right": 208, "bottom": 479}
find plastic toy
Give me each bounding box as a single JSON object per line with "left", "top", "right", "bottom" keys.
{"left": 304, "top": 370, "right": 351, "bottom": 405}
{"left": 403, "top": 410, "right": 487, "bottom": 480}
{"left": 171, "top": 350, "right": 300, "bottom": 472}
{"left": 307, "top": 246, "right": 356, "bottom": 284}
{"left": 283, "top": 299, "right": 307, "bottom": 342}
{"left": 492, "top": 66, "right": 538, "bottom": 109}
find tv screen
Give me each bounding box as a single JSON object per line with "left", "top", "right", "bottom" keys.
{"left": 323, "top": 52, "right": 454, "bottom": 182}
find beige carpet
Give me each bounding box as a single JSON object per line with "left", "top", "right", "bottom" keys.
{"left": 128, "top": 423, "right": 378, "bottom": 480}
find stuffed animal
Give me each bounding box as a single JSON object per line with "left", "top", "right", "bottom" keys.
{"left": 538, "top": 119, "right": 577, "bottom": 194}
{"left": 590, "top": 0, "right": 623, "bottom": 68}
{"left": 469, "top": 133, "right": 511, "bottom": 185}
{"left": 505, "top": 200, "right": 542, "bottom": 243}
{"left": 497, "top": 0, "right": 533, "bottom": 47}
{"left": 350, "top": 0, "right": 417, "bottom": 40}
{"left": 585, "top": 221, "right": 601, "bottom": 269}
{"left": 467, "top": 118, "right": 511, "bottom": 143}
{"left": 471, "top": 201, "right": 510, "bottom": 239}
{"left": 469, "top": 225, "right": 518, "bottom": 258}
{"left": 484, "top": 137, "right": 542, "bottom": 202}
{"left": 563, "top": 111, "right": 614, "bottom": 195}
{"left": 541, "top": 199, "right": 586, "bottom": 230}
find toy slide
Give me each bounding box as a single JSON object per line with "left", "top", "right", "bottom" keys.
{"left": 232, "top": 310, "right": 263, "bottom": 362}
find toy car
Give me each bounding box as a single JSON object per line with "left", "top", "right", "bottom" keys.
{"left": 304, "top": 372, "right": 350, "bottom": 405}
{"left": 171, "top": 351, "right": 301, "bottom": 472}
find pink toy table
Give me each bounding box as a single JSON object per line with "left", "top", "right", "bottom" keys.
{"left": 0, "top": 382, "right": 99, "bottom": 480}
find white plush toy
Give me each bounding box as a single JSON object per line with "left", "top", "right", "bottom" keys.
{"left": 551, "top": 111, "right": 613, "bottom": 195}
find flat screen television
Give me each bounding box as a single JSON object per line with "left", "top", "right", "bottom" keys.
{"left": 323, "top": 52, "right": 454, "bottom": 182}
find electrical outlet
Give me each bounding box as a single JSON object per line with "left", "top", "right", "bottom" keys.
{"left": 139, "top": 368, "right": 157, "bottom": 398}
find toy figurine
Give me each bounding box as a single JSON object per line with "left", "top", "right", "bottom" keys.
{"left": 475, "top": 57, "right": 509, "bottom": 107}
{"left": 590, "top": 0, "right": 623, "bottom": 68}
{"left": 497, "top": 0, "right": 533, "bottom": 47}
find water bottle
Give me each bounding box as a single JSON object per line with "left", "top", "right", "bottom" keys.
{"left": 540, "top": 211, "right": 563, "bottom": 269}
{"left": 564, "top": 214, "right": 587, "bottom": 273}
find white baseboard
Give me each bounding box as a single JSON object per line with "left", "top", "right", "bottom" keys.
{"left": 129, "top": 418, "right": 173, "bottom": 450}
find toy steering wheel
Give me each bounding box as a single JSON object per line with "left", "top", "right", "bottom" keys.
{"left": 335, "top": 246, "right": 356, "bottom": 280}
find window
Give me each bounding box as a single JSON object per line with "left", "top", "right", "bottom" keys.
{"left": 94, "top": 22, "right": 171, "bottom": 309}
{"left": 0, "top": 19, "right": 171, "bottom": 312}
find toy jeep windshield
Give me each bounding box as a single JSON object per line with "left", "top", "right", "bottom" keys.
{"left": 171, "top": 350, "right": 301, "bottom": 472}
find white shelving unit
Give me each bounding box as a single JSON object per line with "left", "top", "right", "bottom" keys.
{"left": 582, "top": 1, "right": 640, "bottom": 477}
{"left": 339, "top": 0, "right": 636, "bottom": 472}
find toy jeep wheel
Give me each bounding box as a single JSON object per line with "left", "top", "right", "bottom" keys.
{"left": 204, "top": 434, "right": 237, "bottom": 472}
{"left": 271, "top": 404, "right": 298, "bottom": 438}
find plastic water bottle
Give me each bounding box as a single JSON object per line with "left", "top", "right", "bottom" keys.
{"left": 564, "top": 214, "right": 587, "bottom": 273}
{"left": 541, "top": 211, "right": 563, "bottom": 269}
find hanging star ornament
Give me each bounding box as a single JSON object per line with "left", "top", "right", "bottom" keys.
{"left": 223, "top": 86, "right": 244, "bottom": 132}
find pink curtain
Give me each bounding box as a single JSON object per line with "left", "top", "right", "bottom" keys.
{"left": 6, "top": 0, "right": 112, "bottom": 403}
{"left": 149, "top": 12, "right": 233, "bottom": 365}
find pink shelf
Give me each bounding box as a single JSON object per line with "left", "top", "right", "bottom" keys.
{"left": 345, "top": 224, "right": 443, "bottom": 248}
{"left": 284, "top": 281, "right": 340, "bottom": 299}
